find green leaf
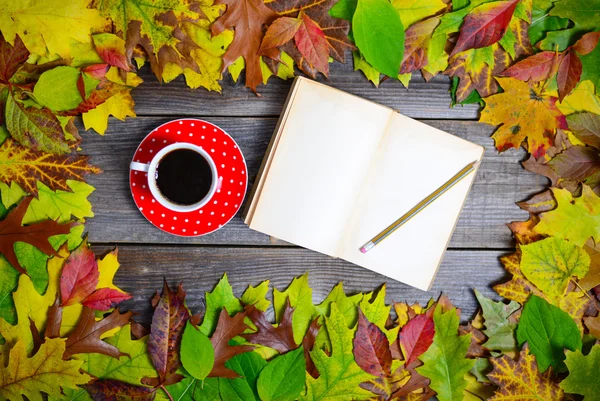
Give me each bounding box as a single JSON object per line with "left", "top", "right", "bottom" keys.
{"left": 157, "top": 377, "right": 221, "bottom": 401}
{"left": 528, "top": 0, "right": 570, "bottom": 46}
{"left": 257, "top": 347, "right": 306, "bottom": 401}
{"left": 329, "top": 0, "right": 357, "bottom": 21}
{"left": 5, "top": 92, "right": 70, "bottom": 154}
{"left": 33, "top": 66, "right": 84, "bottom": 111}
{"left": 316, "top": 283, "right": 363, "bottom": 328}
{"left": 451, "top": 76, "right": 484, "bottom": 106}
{"left": 219, "top": 352, "right": 267, "bottom": 401}
{"left": 0, "top": 256, "right": 19, "bottom": 325}
{"left": 181, "top": 322, "right": 214, "bottom": 381}
{"left": 560, "top": 345, "right": 600, "bottom": 399}
{"left": 581, "top": 42, "right": 600, "bottom": 91}
{"left": 199, "top": 274, "right": 243, "bottom": 336}
{"left": 241, "top": 280, "right": 270, "bottom": 312}
{"left": 352, "top": 0, "right": 405, "bottom": 77}
{"left": 519, "top": 237, "right": 590, "bottom": 301}
{"left": 0, "top": 181, "right": 26, "bottom": 209}
{"left": 516, "top": 295, "right": 582, "bottom": 373}
{"left": 474, "top": 290, "right": 520, "bottom": 354}
{"left": 22, "top": 180, "right": 95, "bottom": 224}
{"left": 416, "top": 305, "right": 474, "bottom": 401}
{"left": 274, "top": 273, "right": 318, "bottom": 345}
{"left": 352, "top": 51, "right": 381, "bottom": 86}
{"left": 300, "top": 303, "right": 374, "bottom": 401}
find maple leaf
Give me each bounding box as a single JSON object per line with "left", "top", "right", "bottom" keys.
{"left": 301, "top": 303, "right": 375, "bottom": 401}
{"left": 479, "top": 77, "right": 568, "bottom": 158}
{"left": 535, "top": 185, "right": 600, "bottom": 246}
{"left": 0, "top": 338, "right": 91, "bottom": 401}
{"left": 86, "top": 380, "right": 157, "bottom": 401}
{"left": 400, "top": 313, "right": 435, "bottom": 367}
{"left": 487, "top": 344, "right": 564, "bottom": 400}
{"left": 198, "top": 273, "right": 243, "bottom": 336}
{"left": 242, "top": 299, "right": 299, "bottom": 354}
{"left": 64, "top": 306, "right": 133, "bottom": 359}
{"left": 144, "top": 281, "right": 190, "bottom": 386}
{"left": 0, "top": 196, "right": 74, "bottom": 274}
{"left": 0, "top": 138, "right": 100, "bottom": 195}
{"left": 23, "top": 180, "right": 95, "bottom": 224}
{"left": 474, "top": 290, "right": 519, "bottom": 354}
{"left": 519, "top": 236, "right": 590, "bottom": 301}
{"left": 451, "top": 0, "right": 520, "bottom": 56}
{"left": 265, "top": 0, "right": 353, "bottom": 78}
{"left": 273, "top": 273, "right": 318, "bottom": 345}
{"left": 210, "top": 0, "right": 278, "bottom": 92}
{"left": 416, "top": 305, "right": 474, "bottom": 401}
{"left": 560, "top": 345, "right": 600, "bottom": 398}
{"left": 208, "top": 308, "right": 254, "bottom": 378}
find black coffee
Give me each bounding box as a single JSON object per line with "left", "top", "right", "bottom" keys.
{"left": 156, "top": 149, "right": 213, "bottom": 205}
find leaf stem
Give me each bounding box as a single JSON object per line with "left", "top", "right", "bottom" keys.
{"left": 160, "top": 385, "right": 174, "bottom": 401}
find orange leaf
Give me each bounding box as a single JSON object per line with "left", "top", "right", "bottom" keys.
{"left": 260, "top": 17, "right": 302, "bottom": 53}
{"left": 573, "top": 31, "right": 600, "bottom": 56}
{"left": 294, "top": 13, "right": 329, "bottom": 76}
{"left": 60, "top": 240, "right": 99, "bottom": 306}
{"left": 498, "top": 51, "right": 560, "bottom": 82}
{"left": 400, "top": 17, "right": 440, "bottom": 74}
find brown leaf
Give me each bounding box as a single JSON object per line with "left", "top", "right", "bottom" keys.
{"left": 573, "top": 31, "right": 600, "bottom": 56}
{"left": 390, "top": 360, "right": 434, "bottom": 400}
{"left": 353, "top": 308, "right": 392, "bottom": 377}
{"left": 516, "top": 190, "right": 557, "bottom": 214}
{"left": 294, "top": 13, "right": 329, "bottom": 76}
{"left": 567, "top": 112, "right": 600, "bottom": 149}
{"left": 131, "top": 321, "right": 150, "bottom": 340}
{"left": 64, "top": 307, "right": 133, "bottom": 359}
{"left": 242, "top": 299, "right": 298, "bottom": 353}
{"left": 400, "top": 17, "right": 440, "bottom": 74}
{"left": 29, "top": 317, "right": 43, "bottom": 355}
{"left": 144, "top": 281, "right": 190, "bottom": 385}
{"left": 459, "top": 322, "right": 489, "bottom": 358}
{"left": 45, "top": 297, "right": 63, "bottom": 339}
{"left": 303, "top": 317, "right": 321, "bottom": 378}
{"left": 0, "top": 196, "right": 74, "bottom": 274}
{"left": 0, "top": 137, "right": 101, "bottom": 196}
{"left": 260, "top": 17, "right": 302, "bottom": 53}
{"left": 522, "top": 155, "right": 562, "bottom": 188}
{"left": 86, "top": 379, "right": 156, "bottom": 401}
{"left": 211, "top": 0, "right": 279, "bottom": 92}
{"left": 209, "top": 308, "right": 254, "bottom": 378}
{"left": 60, "top": 240, "right": 99, "bottom": 306}
{"left": 548, "top": 146, "right": 600, "bottom": 189}
{"left": 556, "top": 50, "right": 582, "bottom": 102}
{"left": 0, "top": 35, "right": 29, "bottom": 83}
{"left": 583, "top": 314, "right": 600, "bottom": 338}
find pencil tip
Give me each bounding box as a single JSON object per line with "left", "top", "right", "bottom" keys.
{"left": 360, "top": 247, "right": 367, "bottom": 253}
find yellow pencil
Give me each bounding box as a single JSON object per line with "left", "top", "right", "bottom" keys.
{"left": 360, "top": 160, "right": 479, "bottom": 254}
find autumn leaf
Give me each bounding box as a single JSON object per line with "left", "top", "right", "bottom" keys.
{"left": 516, "top": 295, "right": 582, "bottom": 373}
{"left": 0, "top": 138, "right": 100, "bottom": 195}
{"left": 64, "top": 306, "right": 133, "bottom": 359}
{"left": 82, "top": 288, "right": 133, "bottom": 311}
{"left": 60, "top": 239, "right": 99, "bottom": 306}
{"left": 0, "top": 196, "right": 74, "bottom": 274}
{"left": 210, "top": 0, "right": 278, "bottom": 92}
{"left": 260, "top": 17, "right": 303, "bottom": 52}
{"left": 0, "top": 338, "right": 91, "bottom": 401}
{"left": 401, "top": 17, "right": 441, "bottom": 74}
{"left": 86, "top": 380, "right": 157, "bottom": 401}
{"left": 301, "top": 303, "right": 375, "bottom": 401}
{"left": 498, "top": 51, "right": 559, "bottom": 81}
{"left": 353, "top": 308, "right": 391, "bottom": 377}
{"left": 474, "top": 290, "right": 519, "bottom": 354}
{"left": 144, "top": 281, "right": 190, "bottom": 386}
{"left": 567, "top": 112, "right": 600, "bottom": 148}
{"left": 487, "top": 344, "right": 564, "bottom": 400}
{"left": 242, "top": 300, "right": 299, "bottom": 354}
{"left": 417, "top": 305, "right": 474, "bottom": 401}
{"left": 400, "top": 312, "right": 435, "bottom": 367}
{"left": 557, "top": 50, "right": 583, "bottom": 102}
{"left": 480, "top": 77, "right": 568, "bottom": 158}
{"left": 198, "top": 273, "right": 243, "bottom": 336}
{"left": 519, "top": 237, "right": 590, "bottom": 300}
{"left": 535, "top": 185, "right": 600, "bottom": 246}
{"left": 294, "top": 13, "right": 329, "bottom": 76}
{"left": 560, "top": 345, "right": 600, "bottom": 398}
{"left": 0, "top": 35, "right": 29, "bottom": 84}
{"left": 93, "top": 33, "right": 133, "bottom": 71}
{"left": 547, "top": 146, "right": 600, "bottom": 193}
{"left": 209, "top": 308, "right": 254, "bottom": 378}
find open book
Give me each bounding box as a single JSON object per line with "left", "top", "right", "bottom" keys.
{"left": 244, "top": 77, "right": 484, "bottom": 291}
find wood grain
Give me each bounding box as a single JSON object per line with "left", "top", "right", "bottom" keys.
{"left": 93, "top": 245, "right": 510, "bottom": 326}
{"left": 83, "top": 116, "right": 548, "bottom": 248}
{"left": 131, "top": 64, "right": 480, "bottom": 120}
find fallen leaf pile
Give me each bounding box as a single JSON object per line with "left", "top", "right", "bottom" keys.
{"left": 0, "top": 0, "right": 600, "bottom": 398}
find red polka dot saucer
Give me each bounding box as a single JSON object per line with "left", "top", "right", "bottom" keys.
{"left": 129, "top": 119, "right": 248, "bottom": 237}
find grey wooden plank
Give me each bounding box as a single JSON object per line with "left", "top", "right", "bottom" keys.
{"left": 83, "top": 116, "right": 546, "bottom": 248}
{"left": 132, "top": 63, "right": 480, "bottom": 120}
{"left": 92, "top": 245, "right": 509, "bottom": 326}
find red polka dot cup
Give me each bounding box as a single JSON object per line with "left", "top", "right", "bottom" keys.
{"left": 130, "top": 142, "right": 219, "bottom": 213}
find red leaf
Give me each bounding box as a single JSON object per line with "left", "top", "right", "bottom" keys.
{"left": 451, "top": 0, "right": 520, "bottom": 56}
{"left": 260, "top": 17, "right": 302, "bottom": 53}
{"left": 498, "top": 51, "right": 560, "bottom": 82}
{"left": 353, "top": 309, "right": 392, "bottom": 377}
{"left": 144, "top": 281, "right": 190, "bottom": 385}
{"left": 83, "top": 64, "right": 110, "bottom": 79}
{"left": 93, "top": 34, "right": 133, "bottom": 71}
{"left": 401, "top": 17, "right": 440, "bottom": 74}
{"left": 294, "top": 13, "right": 329, "bottom": 76}
{"left": 0, "top": 35, "right": 29, "bottom": 83}
{"left": 86, "top": 380, "right": 156, "bottom": 401}
{"left": 400, "top": 313, "right": 435, "bottom": 367}
{"left": 0, "top": 196, "right": 74, "bottom": 275}
{"left": 557, "top": 50, "right": 582, "bottom": 102}
{"left": 60, "top": 81, "right": 121, "bottom": 116}
{"left": 83, "top": 288, "right": 133, "bottom": 311}
{"left": 64, "top": 307, "right": 133, "bottom": 359}
{"left": 573, "top": 31, "right": 600, "bottom": 55}
{"left": 303, "top": 318, "right": 321, "bottom": 378}
{"left": 60, "top": 241, "right": 99, "bottom": 306}
{"left": 209, "top": 308, "right": 254, "bottom": 378}
{"left": 241, "top": 299, "right": 298, "bottom": 353}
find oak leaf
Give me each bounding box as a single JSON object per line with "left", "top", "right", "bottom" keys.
{"left": 209, "top": 308, "right": 254, "bottom": 378}
{"left": 64, "top": 306, "right": 133, "bottom": 359}
{"left": 400, "top": 312, "right": 435, "bottom": 367}
{"left": 479, "top": 77, "right": 568, "bottom": 158}
{"left": 0, "top": 138, "right": 101, "bottom": 195}
{"left": 198, "top": 273, "right": 243, "bottom": 336}
{"left": 0, "top": 196, "right": 74, "bottom": 274}
{"left": 0, "top": 338, "right": 91, "bottom": 401}
{"left": 474, "top": 290, "right": 519, "bottom": 354}
{"left": 303, "top": 318, "right": 321, "bottom": 378}
{"left": 561, "top": 345, "right": 600, "bottom": 399}
{"left": 86, "top": 379, "right": 157, "bottom": 401}
{"left": 242, "top": 299, "right": 298, "bottom": 354}
{"left": 487, "top": 344, "right": 564, "bottom": 400}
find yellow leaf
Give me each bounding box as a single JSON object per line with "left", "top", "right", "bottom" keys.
{"left": 392, "top": 0, "right": 447, "bottom": 28}
{"left": 0, "top": 339, "right": 91, "bottom": 401}
{"left": 0, "top": 0, "right": 106, "bottom": 59}
{"left": 556, "top": 80, "right": 600, "bottom": 115}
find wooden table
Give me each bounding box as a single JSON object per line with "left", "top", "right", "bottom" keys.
{"left": 85, "top": 62, "right": 546, "bottom": 325}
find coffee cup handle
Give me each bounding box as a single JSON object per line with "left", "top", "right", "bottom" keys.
{"left": 130, "top": 161, "right": 150, "bottom": 172}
